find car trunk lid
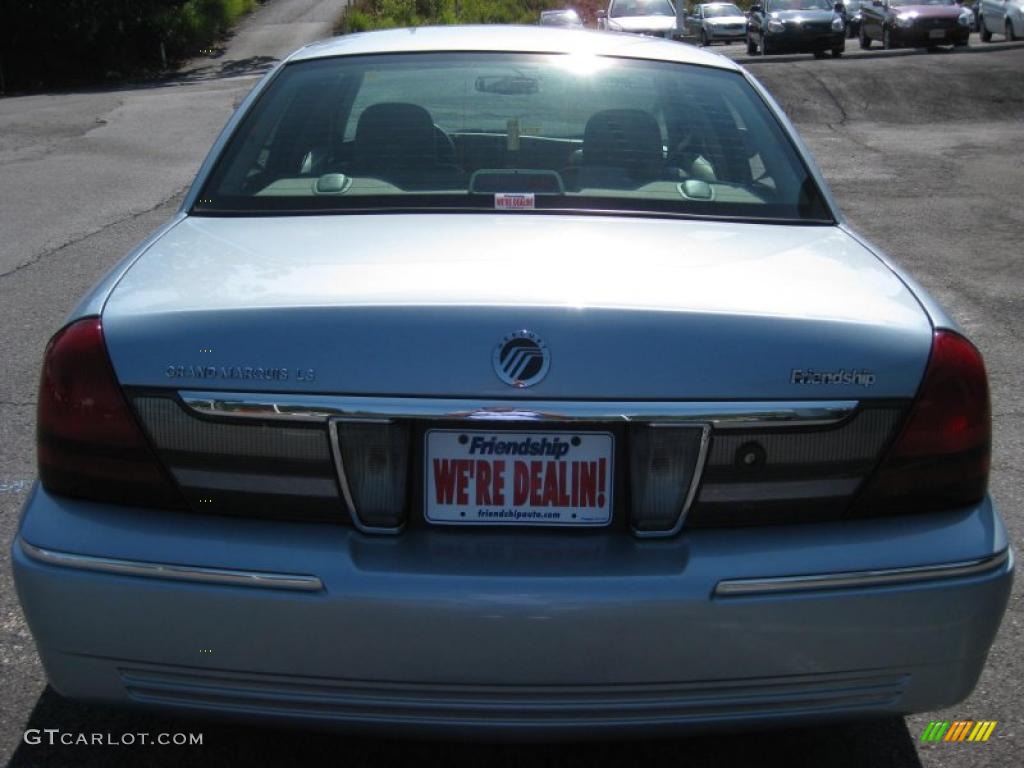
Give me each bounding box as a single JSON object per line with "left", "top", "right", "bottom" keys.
{"left": 102, "top": 213, "right": 932, "bottom": 400}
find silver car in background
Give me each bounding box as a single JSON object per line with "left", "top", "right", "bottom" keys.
{"left": 598, "top": 0, "right": 680, "bottom": 36}
{"left": 12, "top": 26, "right": 1013, "bottom": 737}
{"left": 838, "top": 0, "right": 866, "bottom": 36}
{"left": 685, "top": 2, "right": 750, "bottom": 45}
{"left": 979, "top": 0, "right": 1024, "bottom": 39}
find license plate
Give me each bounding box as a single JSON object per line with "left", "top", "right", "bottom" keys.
{"left": 424, "top": 430, "right": 614, "bottom": 527}
{"left": 929, "top": 29, "right": 946, "bottom": 39}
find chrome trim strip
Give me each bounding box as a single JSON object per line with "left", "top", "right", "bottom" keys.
{"left": 181, "top": 392, "right": 857, "bottom": 429}
{"left": 19, "top": 539, "right": 324, "bottom": 592}
{"left": 714, "top": 549, "right": 1011, "bottom": 597}
{"left": 633, "top": 424, "right": 711, "bottom": 539}
{"left": 327, "top": 418, "right": 404, "bottom": 535}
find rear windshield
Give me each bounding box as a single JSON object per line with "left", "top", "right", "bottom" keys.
{"left": 195, "top": 53, "right": 832, "bottom": 223}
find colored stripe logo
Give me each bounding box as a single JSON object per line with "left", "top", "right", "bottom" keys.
{"left": 921, "top": 721, "right": 997, "bottom": 742}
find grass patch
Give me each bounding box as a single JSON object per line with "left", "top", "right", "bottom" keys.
{"left": 335, "top": 0, "right": 568, "bottom": 34}
{"left": 167, "top": 0, "right": 260, "bottom": 53}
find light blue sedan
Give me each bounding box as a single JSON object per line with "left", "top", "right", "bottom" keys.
{"left": 13, "top": 26, "right": 1012, "bottom": 737}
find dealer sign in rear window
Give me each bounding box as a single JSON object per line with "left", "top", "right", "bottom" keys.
{"left": 425, "top": 430, "right": 614, "bottom": 527}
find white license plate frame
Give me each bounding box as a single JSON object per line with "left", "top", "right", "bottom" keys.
{"left": 423, "top": 429, "right": 615, "bottom": 527}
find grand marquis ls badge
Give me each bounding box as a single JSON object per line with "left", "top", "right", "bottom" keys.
{"left": 493, "top": 330, "right": 550, "bottom": 388}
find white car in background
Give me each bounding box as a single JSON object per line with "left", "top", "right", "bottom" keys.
{"left": 540, "top": 9, "right": 585, "bottom": 27}
{"left": 978, "top": 0, "right": 1024, "bottom": 39}
{"left": 598, "top": 0, "right": 680, "bottom": 37}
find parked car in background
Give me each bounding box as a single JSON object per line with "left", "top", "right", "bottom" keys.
{"left": 598, "top": 0, "right": 679, "bottom": 37}
{"left": 859, "top": 0, "right": 972, "bottom": 48}
{"left": 686, "top": 3, "right": 749, "bottom": 45}
{"left": 978, "top": 0, "right": 1024, "bottom": 40}
{"left": 13, "top": 25, "right": 1013, "bottom": 736}
{"left": 746, "top": 0, "right": 847, "bottom": 56}
{"left": 954, "top": 0, "right": 981, "bottom": 31}
{"left": 540, "top": 8, "right": 585, "bottom": 27}
{"left": 838, "top": 0, "right": 867, "bottom": 36}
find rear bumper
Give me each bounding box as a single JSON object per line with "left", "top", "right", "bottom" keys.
{"left": 894, "top": 26, "right": 970, "bottom": 46}
{"left": 706, "top": 27, "right": 747, "bottom": 41}
{"left": 12, "top": 484, "right": 1013, "bottom": 736}
{"left": 622, "top": 29, "right": 677, "bottom": 39}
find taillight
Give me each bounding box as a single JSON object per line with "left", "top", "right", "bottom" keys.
{"left": 37, "top": 317, "right": 185, "bottom": 508}
{"left": 849, "top": 330, "right": 990, "bottom": 517}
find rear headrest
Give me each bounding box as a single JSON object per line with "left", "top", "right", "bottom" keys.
{"left": 354, "top": 102, "right": 437, "bottom": 167}
{"left": 582, "top": 109, "right": 663, "bottom": 173}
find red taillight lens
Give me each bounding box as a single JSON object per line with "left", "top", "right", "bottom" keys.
{"left": 37, "top": 317, "right": 184, "bottom": 508}
{"left": 850, "top": 330, "right": 990, "bottom": 517}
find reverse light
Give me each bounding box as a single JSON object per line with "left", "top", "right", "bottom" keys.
{"left": 630, "top": 425, "right": 707, "bottom": 535}
{"left": 849, "top": 330, "right": 990, "bottom": 517}
{"left": 330, "top": 419, "right": 410, "bottom": 531}
{"left": 37, "top": 317, "right": 184, "bottom": 508}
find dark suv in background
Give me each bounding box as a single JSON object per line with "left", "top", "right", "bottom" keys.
{"left": 747, "top": 0, "right": 848, "bottom": 56}
{"left": 859, "top": 0, "right": 972, "bottom": 48}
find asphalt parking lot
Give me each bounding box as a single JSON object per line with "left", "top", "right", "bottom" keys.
{"left": 0, "top": 8, "right": 1021, "bottom": 766}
